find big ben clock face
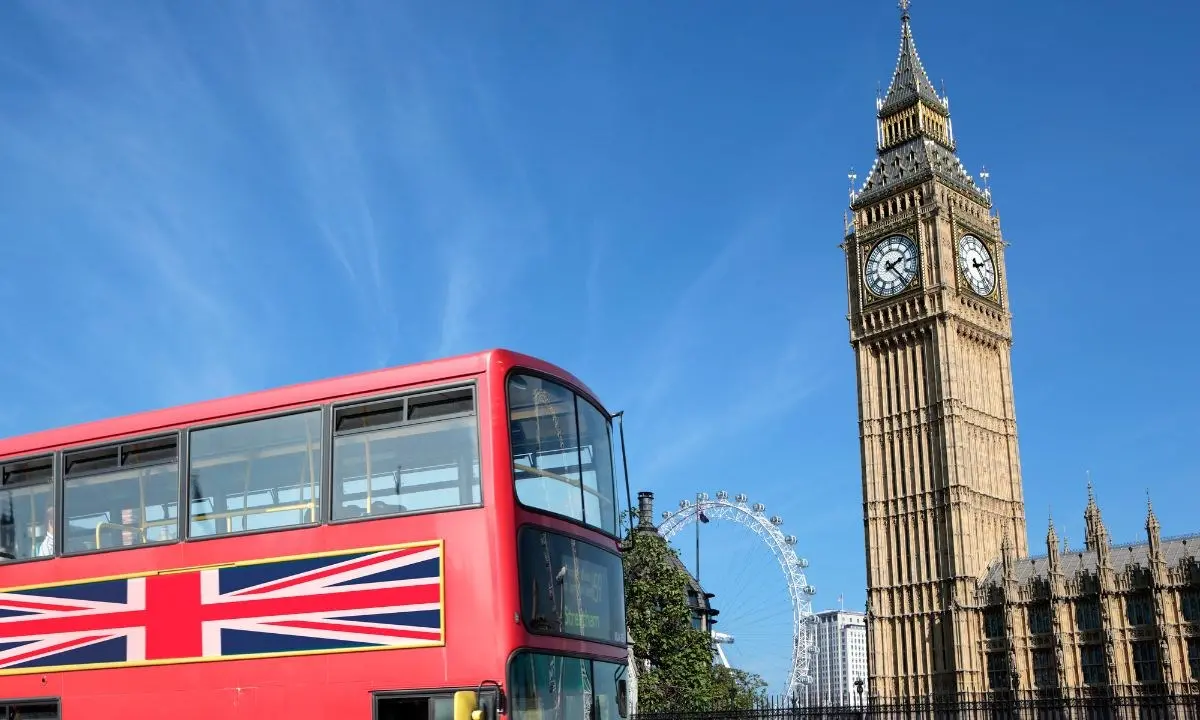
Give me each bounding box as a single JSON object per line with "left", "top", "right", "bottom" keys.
{"left": 864, "top": 234, "right": 918, "bottom": 298}
{"left": 958, "top": 234, "right": 996, "bottom": 296}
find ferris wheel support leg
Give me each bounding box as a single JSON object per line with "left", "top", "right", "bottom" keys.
{"left": 714, "top": 642, "right": 731, "bottom": 669}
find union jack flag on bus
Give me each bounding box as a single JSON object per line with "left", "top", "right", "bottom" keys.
{"left": 0, "top": 542, "right": 444, "bottom": 674}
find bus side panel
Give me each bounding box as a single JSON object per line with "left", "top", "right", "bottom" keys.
{"left": 0, "top": 360, "right": 546, "bottom": 717}
{"left": 0, "top": 515, "right": 515, "bottom": 717}
{"left": 63, "top": 688, "right": 252, "bottom": 718}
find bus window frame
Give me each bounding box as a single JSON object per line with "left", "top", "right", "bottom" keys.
{"left": 58, "top": 430, "right": 183, "bottom": 559}
{"left": 514, "top": 522, "right": 627, "bottom": 649}
{"left": 183, "top": 405, "right": 326, "bottom": 543}
{"left": 371, "top": 686, "right": 491, "bottom": 720}
{"left": 0, "top": 696, "right": 61, "bottom": 719}
{"left": 505, "top": 368, "right": 621, "bottom": 542}
{"left": 327, "top": 380, "right": 485, "bottom": 527}
{"left": 0, "top": 453, "right": 56, "bottom": 565}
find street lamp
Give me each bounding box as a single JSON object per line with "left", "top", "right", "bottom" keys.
{"left": 854, "top": 678, "right": 864, "bottom": 707}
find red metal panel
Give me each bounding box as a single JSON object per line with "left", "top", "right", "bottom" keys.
{"left": 0, "top": 349, "right": 619, "bottom": 718}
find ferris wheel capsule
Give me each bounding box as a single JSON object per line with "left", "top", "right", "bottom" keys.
{"left": 752, "top": 503, "right": 766, "bottom": 513}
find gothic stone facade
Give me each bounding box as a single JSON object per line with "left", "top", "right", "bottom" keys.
{"left": 978, "top": 493, "right": 1200, "bottom": 695}
{"left": 842, "top": 4, "right": 1199, "bottom": 702}
{"left": 844, "top": 4, "right": 1026, "bottom": 700}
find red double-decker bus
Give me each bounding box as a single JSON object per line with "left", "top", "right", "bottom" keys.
{"left": 0, "top": 349, "right": 629, "bottom": 719}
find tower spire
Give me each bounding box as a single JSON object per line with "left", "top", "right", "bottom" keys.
{"left": 879, "top": 0, "right": 945, "bottom": 118}
{"left": 851, "top": 0, "right": 988, "bottom": 210}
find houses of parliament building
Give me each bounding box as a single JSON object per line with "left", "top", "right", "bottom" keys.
{"left": 842, "top": 1, "right": 1200, "bottom": 701}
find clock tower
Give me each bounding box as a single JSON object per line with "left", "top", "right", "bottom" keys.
{"left": 843, "top": 1, "right": 1028, "bottom": 700}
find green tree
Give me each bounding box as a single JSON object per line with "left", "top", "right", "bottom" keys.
{"left": 710, "top": 665, "right": 769, "bottom": 710}
{"left": 620, "top": 516, "right": 771, "bottom": 712}
{"left": 621, "top": 527, "right": 715, "bottom": 712}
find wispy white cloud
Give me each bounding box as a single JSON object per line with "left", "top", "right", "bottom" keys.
{"left": 229, "top": 3, "right": 551, "bottom": 364}
{"left": 0, "top": 0, "right": 562, "bottom": 442}
{"left": 621, "top": 205, "right": 791, "bottom": 417}
{"left": 0, "top": 1, "right": 272, "bottom": 418}
{"left": 226, "top": 0, "right": 403, "bottom": 369}
{"left": 611, "top": 201, "right": 835, "bottom": 483}
{"left": 579, "top": 221, "right": 611, "bottom": 372}
{"left": 380, "top": 61, "right": 551, "bottom": 360}
{"left": 638, "top": 318, "right": 832, "bottom": 480}
{"left": 436, "top": 253, "right": 481, "bottom": 359}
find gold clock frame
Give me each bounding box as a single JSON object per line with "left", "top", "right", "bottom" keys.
{"left": 862, "top": 230, "right": 922, "bottom": 303}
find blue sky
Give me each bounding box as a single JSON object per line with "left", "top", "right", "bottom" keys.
{"left": 1, "top": 0, "right": 1198, "bottom": 693}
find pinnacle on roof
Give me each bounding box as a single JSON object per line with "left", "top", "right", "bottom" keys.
{"left": 1046, "top": 511, "right": 1062, "bottom": 573}
{"left": 1000, "top": 530, "right": 1017, "bottom": 582}
{"left": 879, "top": 0, "right": 948, "bottom": 118}
{"left": 1083, "top": 477, "right": 1110, "bottom": 553}
{"left": 1146, "top": 492, "right": 1160, "bottom": 532}
{"left": 1084, "top": 479, "right": 1100, "bottom": 519}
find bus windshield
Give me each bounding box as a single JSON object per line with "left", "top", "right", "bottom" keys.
{"left": 509, "top": 651, "right": 627, "bottom": 720}
{"left": 517, "top": 526, "right": 626, "bottom": 645}
{"left": 507, "top": 373, "right": 617, "bottom": 535}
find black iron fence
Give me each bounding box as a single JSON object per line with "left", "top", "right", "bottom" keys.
{"left": 634, "top": 689, "right": 1200, "bottom": 720}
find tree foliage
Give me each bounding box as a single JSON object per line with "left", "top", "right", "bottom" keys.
{"left": 710, "top": 665, "right": 769, "bottom": 710}
{"left": 621, "top": 517, "right": 769, "bottom": 712}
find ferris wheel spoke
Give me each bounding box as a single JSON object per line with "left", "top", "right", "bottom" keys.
{"left": 699, "top": 537, "right": 767, "bottom": 615}
{"left": 654, "top": 491, "right": 818, "bottom": 701}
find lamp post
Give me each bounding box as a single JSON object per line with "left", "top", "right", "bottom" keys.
{"left": 854, "top": 678, "right": 865, "bottom": 719}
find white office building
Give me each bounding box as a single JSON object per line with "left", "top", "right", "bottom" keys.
{"left": 807, "top": 609, "right": 868, "bottom": 706}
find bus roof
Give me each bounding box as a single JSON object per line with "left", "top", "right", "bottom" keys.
{"left": 0, "top": 348, "right": 603, "bottom": 461}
